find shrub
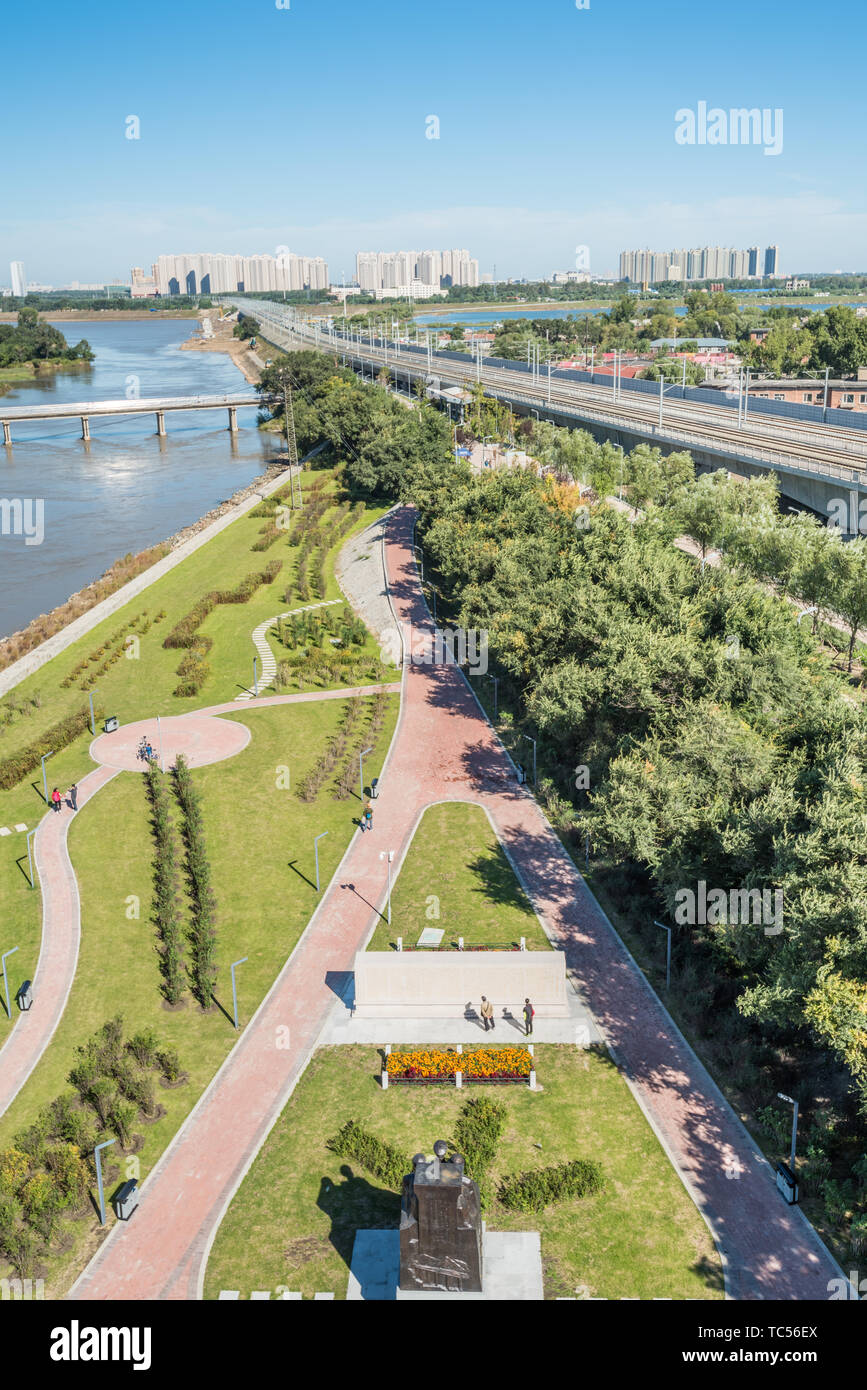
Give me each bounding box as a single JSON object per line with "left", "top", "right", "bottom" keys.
{"left": 497, "top": 1158, "right": 605, "bottom": 1213}
{"left": 452, "top": 1095, "right": 506, "bottom": 1181}
{"left": 157, "top": 1047, "right": 182, "bottom": 1083}
{"left": 327, "top": 1120, "right": 410, "bottom": 1190}
{"left": 127, "top": 1028, "right": 160, "bottom": 1069}
{"left": 0, "top": 703, "right": 98, "bottom": 791}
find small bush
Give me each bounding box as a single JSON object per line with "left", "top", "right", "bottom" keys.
{"left": 497, "top": 1158, "right": 605, "bottom": 1213}
{"left": 327, "top": 1120, "right": 410, "bottom": 1190}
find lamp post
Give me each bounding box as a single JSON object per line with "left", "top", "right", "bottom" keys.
{"left": 1, "top": 946, "right": 18, "bottom": 1019}
{"left": 412, "top": 544, "right": 424, "bottom": 583}
{"left": 380, "top": 849, "right": 394, "bottom": 924}
{"left": 314, "top": 831, "right": 329, "bottom": 892}
{"left": 230, "top": 956, "right": 248, "bottom": 1029}
{"left": 654, "top": 920, "right": 672, "bottom": 991}
{"left": 521, "top": 733, "right": 537, "bottom": 785}
{"left": 94, "top": 1138, "right": 116, "bottom": 1225}
{"left": 26, "top": 829, "right": 36, "bottom": 889}
{"left": 157, "top": 715, "right": 165, "bottom": 773}
{"left": 359, "top": 746, "right": 373, "bottom": 803}
{"left": 40, "top": 750, "right": 54, "bottom": 806}
{"left": 777, "top": 1092, "right": 799, "bottom": 1172}
{"left": 253, "top": 656, "right": 259, "bottom": 697}
{"left": 88, "top": 689, "right": 101, "bottom": 735}
{"left": 489, "top": 675, "right": 499, "bottom": 718}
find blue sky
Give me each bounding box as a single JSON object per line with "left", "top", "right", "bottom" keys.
{"left": 2, "top": 0, "right": 865, "bottom": 285}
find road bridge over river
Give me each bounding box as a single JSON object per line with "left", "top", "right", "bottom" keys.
{"left": 0, "top": 392, "right": 270, "bottom": 446}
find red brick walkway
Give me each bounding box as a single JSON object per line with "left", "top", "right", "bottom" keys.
{"left": 69, "top": 508, "right": 841, "bottom": 1301}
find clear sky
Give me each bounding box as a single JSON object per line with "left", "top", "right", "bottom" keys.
{"left": 2, "top": 0, "right": 865, "bottom": 285}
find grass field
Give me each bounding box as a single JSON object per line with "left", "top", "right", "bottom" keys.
{"left": 365, "top": 802, "right": 549, "bottom": 952}
{"left": 202, "top": 1044, "right": 724, "bottom": 1301}
{"left": 0, "top": 694, "right": 397, "bottom": 1296}
{"left": 0, "top": 464, "right": 395, "bottom": 1040}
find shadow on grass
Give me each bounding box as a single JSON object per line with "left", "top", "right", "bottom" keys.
{"left": 316, "top": 1164, "right": 399, "bottom": 1270}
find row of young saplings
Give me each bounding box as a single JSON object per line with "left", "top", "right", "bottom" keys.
{"left": 0, "top": 1017, "right": 185, "bottom": 1278}
{"left": 298, "top": 692, "right": 389, "bottom": 802}
{"left": 248, "top": 472, "right": 331, "bottom": 553}
{"left": 145, "top": 754, "right": 219, "bottom": 1009}
{"left": 61, "top": 608, "right": 166, "bottom": 691}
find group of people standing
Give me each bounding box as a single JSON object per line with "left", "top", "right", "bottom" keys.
{"left": 480, "top": 995, "right": 535, "bottom": 1035}
{"left": 49, "top": 785, "right": 78, "bottom": 814}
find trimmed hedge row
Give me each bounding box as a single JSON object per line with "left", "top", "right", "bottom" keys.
{"left": 163, "top": 560, "right": 283, "bottom": 650}
{"left": 327, "top": 1119, "right": 410, "bottom": 1190}
{"left": 0, "top": 703, "right": 98, "bottom": 791}
{"left": 497, "top": 1158, "right": 604, "bottom": 1213}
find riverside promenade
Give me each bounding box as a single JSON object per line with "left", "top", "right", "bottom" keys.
{"left": 70, "top": 506, "right": 843, "bottom": 1301}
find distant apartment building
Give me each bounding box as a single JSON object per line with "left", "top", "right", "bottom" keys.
{"left": 744, "top": 371, "right": 867, "bottom": 411}
{"left": 620, "top": 244, "right": 780, "bottom": 285}
{"left": 356, "top": 248, "right": 479, "bottom": 297}
{"left": 130, "top": 266, "right": 159, "bottom": 298}
{"left": 550, "top": 270, "right": 593, "bottom": 284}
{"left": 10, "top": 261, "right": 26, "bottom": 297}
{"left": 153, "top": 251, "right": 328, "bottom": 297}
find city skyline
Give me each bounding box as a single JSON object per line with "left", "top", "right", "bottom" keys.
{"left": 1, "top": 0, "right": 865, "bottom": 284}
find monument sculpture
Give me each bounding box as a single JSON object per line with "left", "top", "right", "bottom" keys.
{"left": 399, "top": 1139, "right": 484, "bottom": 1292}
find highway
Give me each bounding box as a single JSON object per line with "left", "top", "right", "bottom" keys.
{"left": 228, "top": 298, "right": 867, "bottom": 499}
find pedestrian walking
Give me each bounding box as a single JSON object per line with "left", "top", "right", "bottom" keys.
{"left": 364, "top": 800, "right": 374, "bottom": 832}
{"left": 523, "top": 997, "right": 535, "bottom": 1036}
{"left": 68, "top": 784, "right": 78, "bottom": 812}
{"left": 51, "top": 787, "right": 61, "bottom": 814}
{"left": 480, "top": 996, "right": 494, "bottom": 1032}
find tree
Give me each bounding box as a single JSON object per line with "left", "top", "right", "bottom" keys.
{"left": 828, "top": 537, "right": 867, "bottom": 669}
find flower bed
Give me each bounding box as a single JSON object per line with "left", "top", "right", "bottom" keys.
{"left": 385, "top": 1047, "right": 532, "bottom": 1083}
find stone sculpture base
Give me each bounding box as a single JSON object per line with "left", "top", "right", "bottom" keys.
{"left": 347, "top": 1229, "right": 543, "bottom": 1301}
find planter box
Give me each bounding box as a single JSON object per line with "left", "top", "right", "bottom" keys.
{"left": 388, "top": 1074, "right": 529, "bottom": 1085}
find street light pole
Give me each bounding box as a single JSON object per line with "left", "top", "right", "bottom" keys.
{"left": 41, "top": 750, "right": 54, "bottom": 806}
{"left": 489, "top": 675, "right": 499, "bottom": 718}
{"left": 654, "top": 920, "right": 672, "bottom": 991}
{"left": 521, "top": 733, "right": 537, "bottom": 785}
{"left": 380, "top": 849, "right": 394, "bottom": 924}
{"left": 778, "top": 1092, "right": 799, "bottom": 1172}
{"left": 359, "top": 746, "right": 373, "bottom": 803}
{"left": 26, "top": 829, "right": 36, "bottom": 889}
{"left": 314, "top": 831, "right": 329, "bottom": 892}
{"left": 94, "top": 1138, "right": 116, "bottom": 1225}
{"left": 1, "top": 946, "right": 19, "bottom": 1018}
{"left": 230, "top": 956, "right": 248, "bottom": 1029}
{"left": 253, "top": 656, "right": 259, "bottom": 697}
{"left": 88, "top": 689, "right": 101, "bottom": 735}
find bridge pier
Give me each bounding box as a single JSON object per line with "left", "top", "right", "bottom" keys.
{"left": 1, "top": 421, "right": 10, "bottom": 447}
{"left": 80, "top": 416, "right": 90, "bottom": 441}
{"left": 156, "top": 411, "right": 166, "bottom": 437}
{"left": 228, "top": 406, "right": 238, "bottom": 433}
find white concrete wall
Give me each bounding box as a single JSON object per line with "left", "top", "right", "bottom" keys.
{"left": 353, "top": 950, "right": 568, "bottom": 1018}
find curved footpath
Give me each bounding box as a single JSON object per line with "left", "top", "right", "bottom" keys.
{"left": 67, "top": 506, "right": 845, "bottom": 1301}
{"left": 0, "top": 687, "right": 399, "bottom": 1121}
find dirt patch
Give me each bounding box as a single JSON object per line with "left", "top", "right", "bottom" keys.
{"left": 284, "top": 1235, "right": 332, "bottom": 1266}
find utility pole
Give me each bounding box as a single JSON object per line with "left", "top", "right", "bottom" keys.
{"left": 281, "top": 375, "right": 302, "bottom": 509}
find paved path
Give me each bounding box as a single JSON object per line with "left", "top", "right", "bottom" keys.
{"left": 69, "top": 507, "right": 843, "bottom": 1302}
{"left": 0, "top": 686, "right": 399, "bottom": 1125}
{"left": 234, "top": 600, "right": 344, "bottom": 702}
{"left": 0, "top": 764, "right": 118, "bottom": 1117}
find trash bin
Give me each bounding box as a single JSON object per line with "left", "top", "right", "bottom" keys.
{"left": 17, "top": 980, "right": 33, "bottom": 1012}
{"left": 104, "top": 716, "right": 119, "bottom": 733}
{"left": 370, "top": 777, "right": 380, "bottom": 800}
{"left": 775, "top": 1162, "right": 799, "bottom": 1205}
{"left": 115, "top": 1180, "right": 140, "bottom": 1221}
{"left": 515, "top": 763, "right": 526, "bottom": 785}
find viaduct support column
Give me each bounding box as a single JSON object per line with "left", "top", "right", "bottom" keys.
{"left": 228, "top": 406, "right": 238, "bottom": 433}
{"left": 80, "top": 416, "right": 90, "bottom": 441}
{"left": 156, "top": 411, "right": 166, "bottom": 437}
{"left": 1, "top": 421, "right": 10, "bottom": 447}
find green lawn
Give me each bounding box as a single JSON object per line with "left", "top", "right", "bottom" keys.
{"left": 366, "top": 802, "right": 549, "bottom": 951}
{"left": 0, "top": 464, "right": 396, "bottom": 1041}
{"left": 0, "top": 695, "right": 397, "bottom": 1296}
{"left": 202, "top": 1044, "right": 724, "bottom": 1300}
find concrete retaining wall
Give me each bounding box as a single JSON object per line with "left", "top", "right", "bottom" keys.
{"left": 353, "top": 949, "right": 568, "bottom": 1018}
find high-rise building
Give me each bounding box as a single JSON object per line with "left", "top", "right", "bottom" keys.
{"left": 355, "top": 248, "right": 478, "bottom": 293}
{"left": 154, "top": 250, "right": 328, "bottom": 297}
{"left": 619, "top": 243, "right": 778, "bottom": 284}
{"left": 10, "top": 261, "right": 26, "bottom": 297}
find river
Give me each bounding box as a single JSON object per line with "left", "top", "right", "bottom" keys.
{"left": 0, "top": 320, "right": 278, "bottom": 639}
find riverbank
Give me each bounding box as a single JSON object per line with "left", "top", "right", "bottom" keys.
{"left": 179, "top": 313, "right": 264, "bottom": 385}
